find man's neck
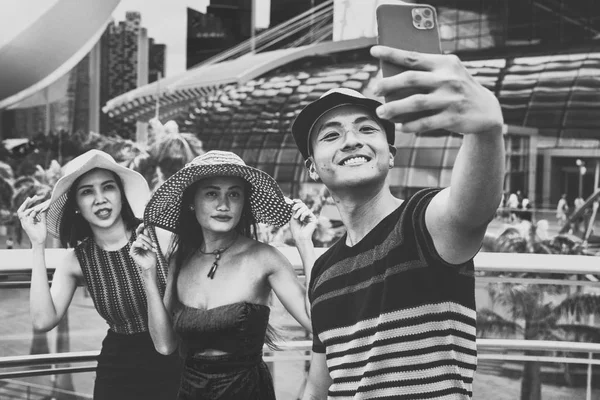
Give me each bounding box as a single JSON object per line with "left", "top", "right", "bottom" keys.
{"left": 332, "top": 185, "right": 403, "bottom": 247}
{"left": 91, "top": 219, "right": 130, "bottom": 251}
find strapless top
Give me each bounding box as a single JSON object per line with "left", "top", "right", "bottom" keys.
{"left": 172, "top": 301, "right": 270, "bottom": 358}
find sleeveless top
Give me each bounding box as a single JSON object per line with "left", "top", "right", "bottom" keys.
{"left": 75, "top": 228, "right": 169, "bottom": 334}
{"left": 172, "top": 301, "right": 270, "bottom": 358}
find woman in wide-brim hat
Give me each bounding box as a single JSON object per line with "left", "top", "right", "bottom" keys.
{"left": 130, "top": 150, "right": 317, "bottom": 400}
{"left": 17, "top": 149, "right": 181, "bottom": 400}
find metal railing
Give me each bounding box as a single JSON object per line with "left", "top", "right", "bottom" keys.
{"left": 1, "top": 249, "right": 599, "bottom": 398}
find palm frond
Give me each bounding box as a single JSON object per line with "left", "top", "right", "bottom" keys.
{"left": 0, "top": 176, "right": 14, "bottom": 210}
{"left": 477, "top": 308, "right": 522, "bottom": 337}
{"left": 555, "top": 324, "right": 600, "bottom": 342}
{"left": 0, "top": 161, "right": 14, "bottom": 180}
{"left": 553, "top": 294, "right": 600, "bottom": 320}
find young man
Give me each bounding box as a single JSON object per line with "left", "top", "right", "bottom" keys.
{"left": 292, "top": 45, "right": 505, "bottom": 399}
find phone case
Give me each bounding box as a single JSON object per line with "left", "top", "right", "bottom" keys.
{"left": 376, "top": 3, "right": 442, "bottom": 119}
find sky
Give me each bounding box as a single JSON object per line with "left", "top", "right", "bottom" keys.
{"left": 112, "top": 0, "right": 272, "bottom": 76}
{"left": 0, "top": 0, "right": 271, "bottom": 78}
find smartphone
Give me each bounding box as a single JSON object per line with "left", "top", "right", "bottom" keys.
{"left": 376, "top": 3, "right": 442, "bottom": 122}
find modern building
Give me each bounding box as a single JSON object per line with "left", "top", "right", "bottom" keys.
{"left": 1, "top": 11, "right": 165, "bottom": 140}
{"left": 104, "top": 0, "right": 600, "bottom": 208}
{"left": 187, "top": 1, "right": 254, "bottom": 69}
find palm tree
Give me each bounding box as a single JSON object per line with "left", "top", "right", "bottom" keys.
{"left": 479, "top": 220, "right": 600, "bottom": 400}
{"left": 147, "top": 119, "right": 204, "bottom": 185}
{"left": 121, "top": 118, "right": 205, "bottom": 191}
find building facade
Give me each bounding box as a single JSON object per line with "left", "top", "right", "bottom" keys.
{"left": 3, "top": 12, "right": 165, "bottom": 140}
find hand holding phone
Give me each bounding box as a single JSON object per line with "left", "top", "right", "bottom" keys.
{"left": 372, "top": 3, "right": 503, "bottom": 136}
{"left": 376, "top": 3, "right": 442, "bottom": 124}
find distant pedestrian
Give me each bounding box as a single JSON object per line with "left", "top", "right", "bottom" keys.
{"left": 556, "top": 194, "right": 568, "bottom": 226}
{"left": 6, "top": 236, "right": 14, "bottom": 249}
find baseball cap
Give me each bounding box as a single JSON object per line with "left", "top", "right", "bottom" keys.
{"left": 291, "top": 88, "right": 395, "bottom": 159}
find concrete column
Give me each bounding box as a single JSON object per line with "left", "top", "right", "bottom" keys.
{"left": 88, "top": 41, "right": 101, "bottom": 133}
{"left": 136, "top": 28, "right": 149, "bottom": 144}
{"left": 542, "top": 152, "right": 553, "bottom": 207}
{"left": 528, "top": 135, "right": 537, "bottom": 203}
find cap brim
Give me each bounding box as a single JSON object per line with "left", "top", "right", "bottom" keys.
{"left": 291, "top": 92, "right": 396, "bottom": 159}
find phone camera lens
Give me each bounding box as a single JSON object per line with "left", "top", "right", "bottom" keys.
{"left": 422, "top": 8, "right": 432, "bottom": 17}
{"left": 414, "top": 14, "right": 422, "bottom": 22}
{"left": 424, "top": 20, "right": 433, "bottom": 28}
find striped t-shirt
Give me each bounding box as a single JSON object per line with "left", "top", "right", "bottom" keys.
{"left": 309, "top": 189, "right": 477, "bottom": 399}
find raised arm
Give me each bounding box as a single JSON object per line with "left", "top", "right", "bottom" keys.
{"left": 130, "top": 224, "right": 178, "bottom": 355}
{"left": 18, "top": 197, "right": 79, "bottom": 331}
{"left": 287, "top": 198, "right": 318, "bottom": 318}
{"left": 371, "top": 46, "right": 505, "bottom": 264}
{"left": 266, "top": 247, "right": 312, "bottom": 332}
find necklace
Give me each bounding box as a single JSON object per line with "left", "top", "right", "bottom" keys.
{"left": 198, "top": 234, "right": 238, "bottom": 279}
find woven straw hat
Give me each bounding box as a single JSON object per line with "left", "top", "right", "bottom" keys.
{"left": 144, "top": 150, "right": 293, "bottom": 233}
{"left": 46, "top": 150, "right": 150, "bottom": 238}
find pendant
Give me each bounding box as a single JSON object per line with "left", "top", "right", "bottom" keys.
{"left": 207, "top": 261, "right": 219, "bottom": 279}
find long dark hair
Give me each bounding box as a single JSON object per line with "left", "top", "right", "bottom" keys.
{"left": 167, "top": 179, "right": 281, "bottom": 349}
{"left": 59, "top": 169, "right": 139, "bottom": 248}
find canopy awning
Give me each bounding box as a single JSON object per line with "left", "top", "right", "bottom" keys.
{"left": 102, "top": 37, "right": 376, "bottom": 122}
{"left": 0, "top": 0, "right": 121, "bottom": 110}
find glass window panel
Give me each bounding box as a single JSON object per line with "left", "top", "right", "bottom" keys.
{"left": 263, "top": 133, "right": 283, "bottom": 148}
{"left": 446, "top": 135, "right": 463, "bottom": 148}
{"left": 231, "top": 134, "right": 248, "bottom": 149}
{"left": 259, "top": 149, "right": 278, "bottom": 163}
{"left": 439, "top": 168, "right": 452, "bottom": 187}
{"left": 395, "top": 148, "right": 412, "bottom": 167}
{"left": 412, "top": 148, "right": 444, "bottom": 168}
{"left": 247, "top": 133, "right": 265, "bottom": 147}
{"left": 278, "top": 182, "right": 292, "bottom": 196}
{"left": 257, "top": 163, "right": 275, "bottom": 176}
{"left": 407, "top": 168, "right": 441, "bottom": 188}
{"left": 276, "top": 165, "right": 296, "bottom": 182}
{"left": 394, "top": 132, "right": 415, "bottom": 147}
{"left": 389, "top": 167, "right": 408, "bottom": 187}
{"left": 414, "top": 135, "right": 448, "bottom": 148}
{"left": 278, "top": 148, "right": 301, "bottom": 163}
{"left": 242, "top": 148, "right": 260, "bottom": 164}
{"left": 442, "top": 148, "right": 459, "bottom": 167}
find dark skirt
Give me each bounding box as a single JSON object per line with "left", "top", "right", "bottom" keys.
{"left": 94, "top": 330, "right": 182, "bottom": 400}
{"left": 177, "top": 352, "right": 275, "bottom": 400}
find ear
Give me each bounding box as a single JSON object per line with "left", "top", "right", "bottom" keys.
{"left": 388, "top": 145, "right": 396, "bottom": 169}
{"left": 305, "top": 158, "right": 321, "bottom": 182}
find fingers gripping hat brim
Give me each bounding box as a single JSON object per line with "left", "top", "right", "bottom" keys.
{"left": 143, "top": 161, "right": 293, "bottom": 233}
{"left": 45, "top": 150, "right": 150, "bottom": 238}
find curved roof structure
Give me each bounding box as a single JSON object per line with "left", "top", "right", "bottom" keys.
{"left": 102, "top": 37, "right": 376, "bottom": 122}
{"left": 0, "top": 0, "right": 121, "bottom": 109}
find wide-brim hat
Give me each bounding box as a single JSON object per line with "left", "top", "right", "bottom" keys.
{"left": 291, "top": 87, "right": 396, "bottom": 159}
{"left": 143, "top": 150, "right": 293, "bottom": 233}
{"left": 46, "top": 150, "right": 150, "bottom": 238}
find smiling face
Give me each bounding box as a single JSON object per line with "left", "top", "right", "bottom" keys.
{"left": 74, "top": 168, "right": 124, "bottom": 231}
{"left": 192, "top": 176, "right": 246, "bottom": 235}
{"left": 307, "top": 105, "right": 395, "bottom": 192}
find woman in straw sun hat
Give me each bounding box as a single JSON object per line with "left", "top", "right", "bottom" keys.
{"left": 129, "top": 150, "right": 317, "bottom": 400}
{"left": 17, "top": 149, "right": 181, "bottom": 400}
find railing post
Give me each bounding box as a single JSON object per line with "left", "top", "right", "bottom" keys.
{"left": 587, "top": 352, "right": 593, "bottom": 400}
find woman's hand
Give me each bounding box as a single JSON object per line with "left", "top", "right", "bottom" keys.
{"left": 17, "top": 196, "right": 50, "bottom": 246}
{"left": 130, "top": 224, "right": 158, "bottom": 273}
{"left": 286, "top": 198, "right": 318, "bottom": 243}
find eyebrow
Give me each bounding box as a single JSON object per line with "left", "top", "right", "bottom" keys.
{"left": 77, "top": 179, "right": 116, "bottom": 190}
{"left": 317, "top": 116, "right": 376, "bottom": 136}
{"left": 202, "top": 185, "right": 243, "bottom": 190}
